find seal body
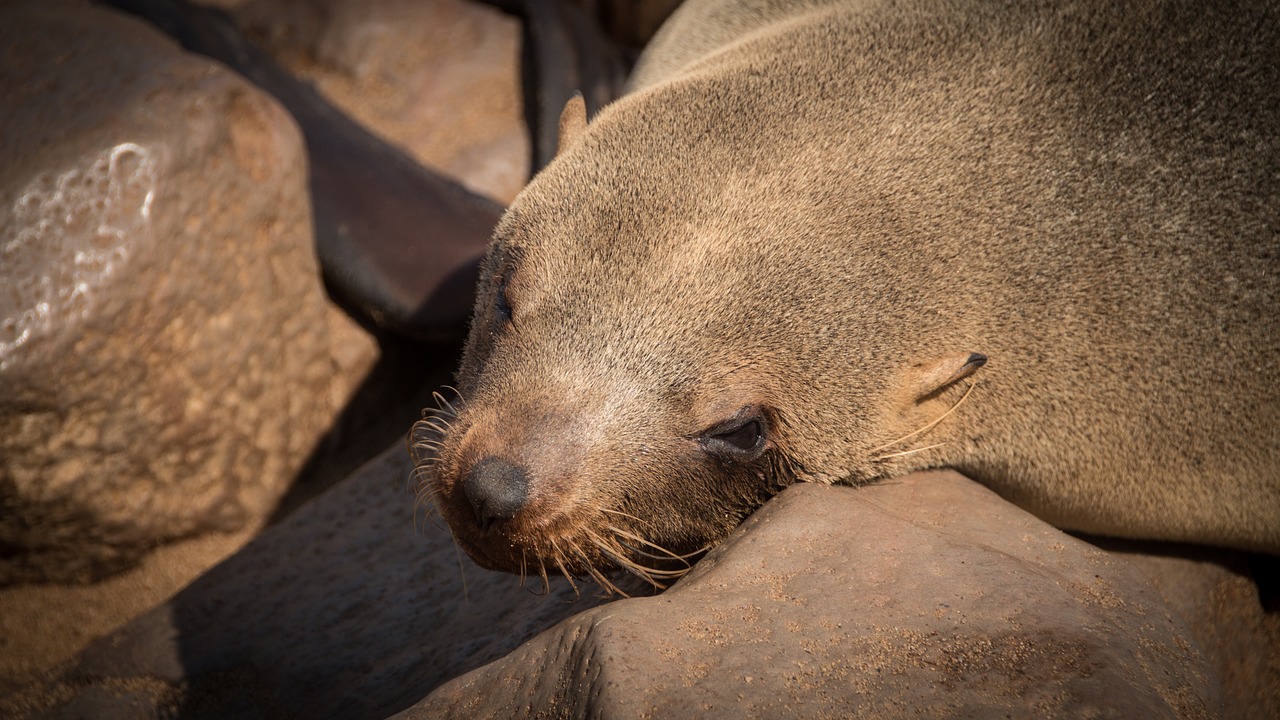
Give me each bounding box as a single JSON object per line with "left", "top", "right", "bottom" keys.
{"left": 413, "top": 0, "right": 1280, "bottom": 581}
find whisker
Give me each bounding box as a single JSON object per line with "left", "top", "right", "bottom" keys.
{"left": 584, "top": 530, "right": 663, "bottom": 590}
{"left": 587, "top": 565, "right": 629, "bottom": 597}
{"left": 412, "top": 499, "right": 434, "bottom": 533}
{"left": 409, "top": 475, "right": 453, "bottom": 536}
{"left": 868, "top": 380, "right": 978, "bottom": 455}
{"left": 524, "top": 558, "right": 551, "bottom": 596}
{"left": 414, "top": 421, "right": 450, "bottom": 438}
{"left": 592, "top": 544, "right": 674, "bottom": 589}
{"left": 550, "top": 540, "right": 580, "bottom": 598}
{"left": 588, "top": 529, "right": 691, "bottom": 581}
{"left": 432, "top": 390, "right": 461, "bottom": 418}
{"left": 872, "top": 442, "right": 949, "bottom": 461}
{"left": 440, "top": 385, "right": 466, "bottom": 409}
{"left": 613, "top": 538, "right": 665, "bottom": 562}
{"left": 599, "top": 507, "right": 660, "bottom": 533}
{"left": 447, "top": 530, "right": 469, "bottom": 604}
{"left": 417, "top": 413, "right": 451, "bottom": 427}
{"left": 411, "top": 494, "right": 433, "bottom": 530}
{"left": 612, "top": 540, "right": 707, "bottom": 571}
{"left": 607, "top": 525, "right": 704, "bottom": 562}
{"left": 567, "top": 538, "right": 629, "bottom": 597}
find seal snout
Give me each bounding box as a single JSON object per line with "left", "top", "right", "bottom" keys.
{"left": 462, "top": 456, "right": 530, "bottom": 529}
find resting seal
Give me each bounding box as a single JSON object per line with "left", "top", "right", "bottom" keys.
{"left": 411, "top": 0, "right": 1280, "bottom": 586}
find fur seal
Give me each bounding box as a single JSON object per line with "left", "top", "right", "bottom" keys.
{"left": 411, "top": 0, "right": 1280, "bottom": 586}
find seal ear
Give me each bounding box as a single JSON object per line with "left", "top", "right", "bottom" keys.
{"left": 556, "top": 93, "right": 587, "bottom": 158}
{"left": 909, "top": 352, "right": 986, "bottom": 401}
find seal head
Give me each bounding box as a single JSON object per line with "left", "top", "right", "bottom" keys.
{"left": 412, "top": 0, "right": 1280, "bottom": 585}
{"left": 410, "top": 81, "right": 991, "bottom": 583}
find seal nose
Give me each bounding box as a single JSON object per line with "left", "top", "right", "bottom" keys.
{"left": 462, "top": 456, "right": 530, "bottom": 529}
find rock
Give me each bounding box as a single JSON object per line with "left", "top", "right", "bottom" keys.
{"left": 8, "top": 445, "right": 612, "bottom": 720}
{"left": 0, "top": 526, "right": 256, "bottom": 695}
{"left": 234, "top": 0, "right": 530, "bottom": 205}
{"left": 0, "top": 0, "right": 342, "bottom": 584}
{"left": 17, "top": 462, "right": 1273, "bottom": 719}
{"left": 405, "top": 474, "right": 1223, "bottom": 719}
{"left": 107, "top": 0, "right": 508, "bottom": 340}
{"left": 1099, "top": 542, "right": 1280, "bottom": 719}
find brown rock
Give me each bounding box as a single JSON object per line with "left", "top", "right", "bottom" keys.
{"left": 8, "top": 445, "right": 611, "bottom": 720}
{"left": 406, "top": 474, "right": 1223, "bottom": 719}
{"left": 18, "top": 462, "right": 1272, "bottom": 719}
{"left": 0, "top": 0, "right": 341, "bottom": 584}
{"left": 234, "top": 0, "right": 530, "bottom": 204}
{"left": 1101, "top": 543, "right": 1280, "bottom": 719}
{"left": 0, "top": 527, "right": 257, "bottom": 695}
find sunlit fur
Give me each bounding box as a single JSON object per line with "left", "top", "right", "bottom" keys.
{"left": 412, "top": 0, "right": 1280, "bottom": 593}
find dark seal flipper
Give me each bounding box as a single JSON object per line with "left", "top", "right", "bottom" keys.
{"left": 516, "top": 0, "right": 630, "bottom": 171}
{"left": 97, "top": 0, "right": 503, "bottom": 341}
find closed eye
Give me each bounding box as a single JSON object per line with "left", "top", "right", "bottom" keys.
{"left": 717, "top": 419, "right": 762, "bottom": 450}
{"left": 493, "top": 265, "right": 513, "bottom": 327}
{"left": 699, "top": 410, "right": 768, "bottom": 461}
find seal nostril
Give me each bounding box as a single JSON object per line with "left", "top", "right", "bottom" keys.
{"left": 462, "top": 456, "right": 530, "bottom": 530}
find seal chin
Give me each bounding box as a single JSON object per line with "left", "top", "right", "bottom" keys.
{"left": 458, "top": 529, "right": 594, "bottom": 578}
{"left": 447, "top": 530, "right": 507, "bottom": 572}
{"left": 448, "top": 502, "right": 703, "bottom": 591}
{"left": 438, "top": 493, "right": 595, "bottom": 576}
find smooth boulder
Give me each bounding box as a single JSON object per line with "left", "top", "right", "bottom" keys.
{"left": 408, "top": 473, "right": 1221, "bottom": 718}
{"left": 15, "top": 460, "right": 1272, "bottom": 719}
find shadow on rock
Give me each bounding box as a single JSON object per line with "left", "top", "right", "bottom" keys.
{"left": 28, "top": 470, "right": 1277, "bottom": 719}
{"left": 59, "top": 445, "right": 624, "bottom": 719}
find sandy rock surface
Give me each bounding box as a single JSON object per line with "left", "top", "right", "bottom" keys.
{"left": 0, "top": 0, "right": 342, "bottom": 585}
{"left": 6, "top": 446, "right": 614, "bottom": 720}
{"left": 1102, "top": 543, "right": 1280, "bottom": 719}
{"left": 9, "top": 461, "right": 1274, "bottom": 719}
{"left": 0, "top": 529, "right": 256, "bottom": 696}
{"left": 406, "top": 473, "right": 1227, "bottom": 719}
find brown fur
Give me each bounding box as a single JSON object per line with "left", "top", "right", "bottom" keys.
{"left": 412, "top": 0, "right": 1280, "bottom": 582}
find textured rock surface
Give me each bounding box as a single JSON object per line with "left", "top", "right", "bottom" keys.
{"left": 0, "top": 526, "right": 257, "bottom": 695}
{"left": 5, "top": 445, "right": 614, "bottom": 720}
{"left": 12, "top": 463, "right": 1273, "bottom": 719}
{"left": 406, "top": 473, "right": 1223, "bottom": 719}
{"left": 235, "top": 0, "right": 529, "bottom": 204}
{"left": 1102, "top": 543, "right": 1280, "bottom": 720}
{"left": 0, "top": 0, "right": 339, "bottom": 584}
